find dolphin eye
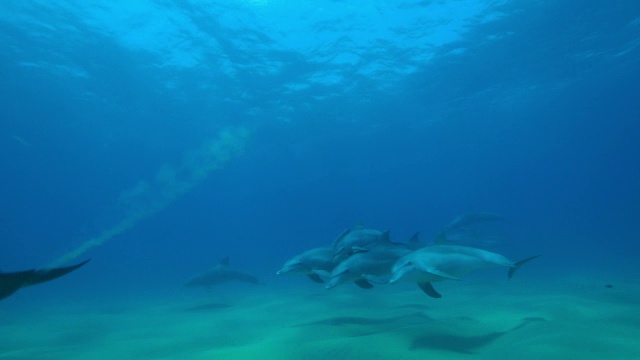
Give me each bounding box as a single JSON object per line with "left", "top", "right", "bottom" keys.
{"left": 406, "top": 261, "right": 413, "bottom": 266}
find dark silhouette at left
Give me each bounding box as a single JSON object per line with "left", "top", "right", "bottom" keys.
{"left": 0, "top": 259, "right": 90, "bottom": 301}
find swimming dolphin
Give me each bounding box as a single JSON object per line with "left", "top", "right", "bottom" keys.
{"left": 332, "top": 227, "right": 390, "bottom": 263}
{"left": 389, "top": 245, "right": 540, "bottom": 298}
{"left": 183, "top": 257, "right": 263, "bottom": 288}
{"left": 326, "top": 244, "right": 413, "bottom": 290}
{"left": 0, "top": 259, "right": 90, "bottom": 301}
{"left": 436, "top": 212, "right": 508, "bottom": 246}
{"left": 276, "top": 247, "right": 335, "bottom": 283}
{"left": 442, "top": 212, "right": 506, "bottom": 233}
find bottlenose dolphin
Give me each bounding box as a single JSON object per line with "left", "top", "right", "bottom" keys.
{"left": 442, "top": 212, "right": 506, "bottom": 233}
{"left": 276, "top": 247, "right": 335, "bottom": 283}
{"left": 326, "top": 244, "right": 412, "bottom": 290}
{"left": 389, "top": 245, "right": 540, "bottom": 298}
{"left": 183, "top": 257, "right": 263, "bottom": 288}
{"left": 332, "top": 227, "right": 390, "bottom": 263}
{"left": 0, "top": 259, "right": 90, "bottom": 301}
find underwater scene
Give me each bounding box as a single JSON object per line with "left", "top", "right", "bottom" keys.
{"left": 1, "top": 1, "right": 640, "bottom": 359}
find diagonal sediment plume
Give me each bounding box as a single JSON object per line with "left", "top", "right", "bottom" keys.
{"left": 49, "top": 127, "right": 251, "bottom": 268}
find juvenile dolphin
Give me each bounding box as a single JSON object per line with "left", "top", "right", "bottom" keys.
{"left": 332, "top": 227, "right": 390, "bottom": 263}
{"left": 276, "top": 247, "right": 335, "bottom": 283}
{"left": 183, "top": 257, "right": 262, "bottom": 288}
{"left": 326, "top": 244, "right": 412, "bottom": 290}
{"left": 0, "top": 259, "right": 90, "bottom": 301}
{"left": 389, "top": 245, "right": 540, "bottom": 298}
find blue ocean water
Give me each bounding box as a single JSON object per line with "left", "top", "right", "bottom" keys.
{"left": 1, "top": 0, "right": 639, "bottom": 312}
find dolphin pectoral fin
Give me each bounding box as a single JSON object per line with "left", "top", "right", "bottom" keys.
{"left": 508, "top": 255, "right": 542, "bottom": 279}
{"left": 418, "top": 282, "right": 442, "bottom": 298}
{"left": 0, "top": 270, "right": 36, "bottom": 300}
{"left": 24, "top": 259, "right": 91, "bottom": 287}
{"left": 427, "top": 269, "right": 461, "bottom": 281}
{"left": 307, "top": 273, "right": 325, "bottom": 283}
{"left": 354, "top": 279, "right": 374, "bottom": 289}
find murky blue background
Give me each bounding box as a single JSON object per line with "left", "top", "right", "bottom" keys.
{"left": 1, "top": 0, "right": 639, "bottom": 300}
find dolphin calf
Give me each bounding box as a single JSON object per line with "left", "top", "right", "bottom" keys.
{"left": 332, "top": 226, "right": 390, "bottom": 263}
{"left": 0, "top": 259, "right": 90, "bottom": 301}
{"left": 326, "top": 244, "right": 413, "bottom": 290}
{"left": 389, "top": 245, "right": 540, "bottom": 298}
{"left": 276, "top": 247, "right": 335, "bottom": 283}
{"left": 183, "top": 257, "right": 263, "bottom": 288}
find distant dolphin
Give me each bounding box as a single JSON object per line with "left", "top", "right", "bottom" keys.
{"left": 183, "top": 257, "right": 263, "bottom": 288}
{"left": 332, "top": 227, "right": 390, "bottom": 263}
{"left": 442, "top": 212, "right": 506, "bottom": 233}
{"left": 326, "top": 244, "right": 412, "bottom": 290}
{"left": 276, "top": 247, "right": 335, "bottom": 283}
{"left": 0, "top": 259, "right": 90, "bottom": 301}
{"left": 389, "top": 245, "right": 540, "bottom": 298}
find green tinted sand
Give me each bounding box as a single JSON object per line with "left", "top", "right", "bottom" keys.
{"left": 1, "top": 278, "right": 638, "bottom": 359}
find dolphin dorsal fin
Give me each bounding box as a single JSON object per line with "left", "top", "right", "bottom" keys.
{"left": 379, "top": 230, "right": 391, "bottom": 243}
{"left": 353, "top": 221, "right": 366, "bottom": 230}
{"left": 220, "top": 256, "right": 230, "bottom": 266}
{"left": 408, "top": 232, "right": 420, "bottom": 243}
{"left": 434, "top": 231, "right": 448, "bottom": 244}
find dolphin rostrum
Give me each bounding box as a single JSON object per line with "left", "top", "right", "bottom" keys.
{"left": 276, "top": 247, "right": 335, "bottom": 283}
{"left": 389, "top": 245, "right": 540, "bottom": 298}
{"left": 183, "top": 257, "right": 263, "bottom": 288}
{"left": 0, "top": 259, "right": 90, "bottom": 301}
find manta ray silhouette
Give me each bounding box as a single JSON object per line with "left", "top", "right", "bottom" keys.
{"left": 0, "top": 259, "right": 90, "bottom": 301}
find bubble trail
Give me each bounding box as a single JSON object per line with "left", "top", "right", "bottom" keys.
{"left": 49, "top": 127, "right": 251, "bottom": 267}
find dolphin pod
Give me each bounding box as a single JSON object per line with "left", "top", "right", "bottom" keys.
{"left": 0, "top": 259, "right": 90, "bottom": 301}
{"left": 3, "top": 213, "right": 535, "bottom": 303}
{"left": 277, "top": 213, "right": 540, "bottom": 298}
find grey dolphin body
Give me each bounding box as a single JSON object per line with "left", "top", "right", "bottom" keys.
{"left": 436, "top": 212, "right": 508, "bottom": 246}
{"left": 0, "top": 259, "right": 91, "bottom": 301}
{"left": 444, "top": 212, "right": 506, "bottom": 231}
{"left": 183, "top": 257, "right": 262, "bottom": 288}
{"left": 332, "top": 227, "right": 390, "bottom": 263}
{"left": 326, "top": 245, "right": 413, "bottom": 290}
{"left": 389, "top": 245, "right": 539, "bottom": 298}
{"left": 276, "top": 247, "right": 335, "bottom": 283}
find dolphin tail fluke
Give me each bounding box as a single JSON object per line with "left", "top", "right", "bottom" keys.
{"left": 0, "top": 270, "right": 36, "bottom": 300}
{"left": 508, "top": 255, "right": 541, "bottom": 279}
{"left": 24, "top": 259, "right": 91, "bottom": 287}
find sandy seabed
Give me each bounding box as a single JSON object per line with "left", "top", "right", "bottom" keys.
{"left": 1, "top": 276, "right": 638, "bottom": 360}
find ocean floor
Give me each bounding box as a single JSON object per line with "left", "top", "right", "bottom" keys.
{"left": 1, "top": 276, "right": 639, "bottom": 360}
